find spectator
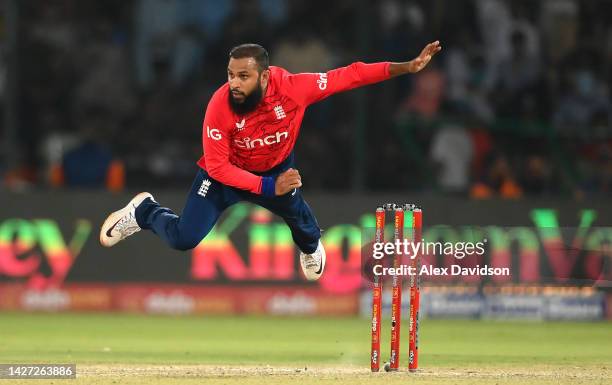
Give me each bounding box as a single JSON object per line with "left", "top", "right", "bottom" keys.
{"left": 430, "top": 122, "right": 473, "bottom": 193}
{"left": 553, "top": 68, "right": 610, "bottom": 134}
{"left": 398, "top": 63, "right": 446, "bottom": 119}
{"left": 471, "top": 153, "right": 523, "bottom": 199}
{"left": 59, "top": 140, "right": 124, "bottom": 191}
{"left": 74, "top": 20, "right": 136, "bottom": 121}
{"left": 273, "top": 29, "right": 334, "bottom": 74}
{"left": 540, "top": 0, "right": 579, "bottom": 64}
{"left": 49, "top": 108, "right": 125, "bottom": 191}
{"left": 133, "top": 0, "right": 206, "bottom": 88}
{"left": 494, "top": 30, "right": 540, "bottom": 116}
{"left": 521, "top": 154, "right": 554, "bottom": 195}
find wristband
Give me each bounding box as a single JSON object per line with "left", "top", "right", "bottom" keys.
{"left": 261, "top": 176, "right": 276, "bottom": 197}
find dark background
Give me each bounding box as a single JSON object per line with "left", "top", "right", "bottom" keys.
{"left": 0, "top": 0, "right": 611, "bottom": 197}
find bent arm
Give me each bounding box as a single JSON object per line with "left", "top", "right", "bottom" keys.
{"left": 202, "top": 117, "right": 275, "bottom": 196}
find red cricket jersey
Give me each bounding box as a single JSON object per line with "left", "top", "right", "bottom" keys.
{"left": 197, "top": 61, "right": 391, "bottom": 194}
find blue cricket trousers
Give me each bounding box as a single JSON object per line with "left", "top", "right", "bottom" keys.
{"left": 134, "top": 153, "right": 321, "bottom": 254}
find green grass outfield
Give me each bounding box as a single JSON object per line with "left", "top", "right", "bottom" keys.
{"left": 0, "top": 312, "right": 610, "bottom": 384}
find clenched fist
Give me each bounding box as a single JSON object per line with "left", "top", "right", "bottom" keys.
{"left": 275, "top": 168, "right": 302, "bottom": 195}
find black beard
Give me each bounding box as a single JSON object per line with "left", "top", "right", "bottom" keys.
{"left": 229, "top": 82, "right": 263, "bottom": 115}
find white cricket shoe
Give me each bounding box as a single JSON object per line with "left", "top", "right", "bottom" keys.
{"left": 300, "top": 240, "right": 326, "bottom": 281}
{"left": 100, "top": 192, "right": 153, "bottom": 247}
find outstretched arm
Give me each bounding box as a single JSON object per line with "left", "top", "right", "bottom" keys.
{"left": 283, "top": 41, "right": 442, "bottom": 106}
{"left": 389, "top": 41, "right": 442, "bottom": 77}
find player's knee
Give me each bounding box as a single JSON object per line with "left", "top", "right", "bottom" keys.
{"left": 169, "top": 237, "right": 200, "bottom": 251}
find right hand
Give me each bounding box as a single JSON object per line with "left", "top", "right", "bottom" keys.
{"left": 275, "top": 168, "right": 302, "bottom": 195}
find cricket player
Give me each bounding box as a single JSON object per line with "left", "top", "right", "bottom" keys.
{"left": 100, "top": 41, "right": 442, "bottom": 281}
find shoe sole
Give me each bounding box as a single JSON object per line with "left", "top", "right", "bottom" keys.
{"left": 99, "top": 192, "right": 152, "bottom": 248}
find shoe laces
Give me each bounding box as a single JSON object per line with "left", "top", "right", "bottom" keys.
{"left": 302, "top": 252, "right": 320, "bottom": 269}
{"left": 114, "top": 211, "right": 140, "bottom": 240}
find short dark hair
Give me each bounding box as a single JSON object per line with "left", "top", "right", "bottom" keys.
{"left": 229, "top": 43, "right": 269, "bottom": 72}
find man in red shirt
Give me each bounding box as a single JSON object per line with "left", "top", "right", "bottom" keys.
{"left": 100, "top": 42, "right": 442, "bottom": 281}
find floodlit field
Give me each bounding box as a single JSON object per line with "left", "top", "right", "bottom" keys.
{"left": 0, "top": 313, "right": 610, "bottom": 384}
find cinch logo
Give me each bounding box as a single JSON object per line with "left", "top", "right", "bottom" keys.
{"left": 207, "top": 126, "right": 221, "bottom": 140}
{"left": 234, "top": 131, "right": 288, "bottom": 149}
{"left": 317, "top": 73, "right": 328, "bottom": 90}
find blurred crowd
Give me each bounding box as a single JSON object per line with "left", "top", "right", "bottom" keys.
{"left": 0, "top": 0, "right": 610, "bottom": 198}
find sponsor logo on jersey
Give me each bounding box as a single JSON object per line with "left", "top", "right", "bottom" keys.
{"left": 317, "top": 73, "right": 328, "bottom": 90}
{"left": 206, "top": 126, "right": 221, "bottom": 140}
{"left": 234, "top": 131, "right": 289, "bottom": 149}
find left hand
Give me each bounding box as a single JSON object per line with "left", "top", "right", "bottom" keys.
{"left": 409, "top": 41, "right": 442, "bottom": 73}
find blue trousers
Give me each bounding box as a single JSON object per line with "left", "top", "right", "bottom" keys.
{"left": 134, "top": 154, "right": 321, "bottom": 254}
